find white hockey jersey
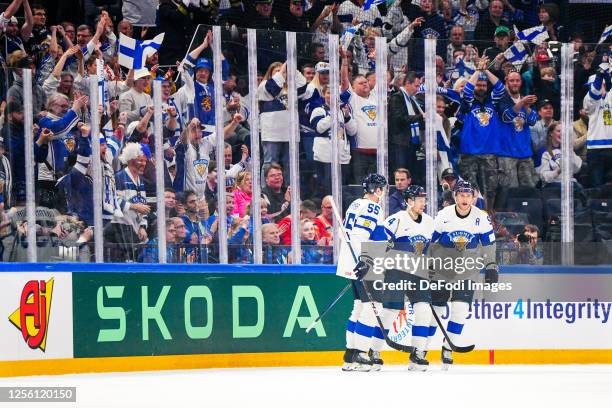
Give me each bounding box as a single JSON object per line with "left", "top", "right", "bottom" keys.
{"left": 336, "top": 198, "right": 386, "bottom": 279}
{"left": 384, "top": 211, "right": 435, "bottom": 255}
{"left": 431, "top": 205, "right": 495, "bottom": 250}
{"left": 584, "top": 74, "right": 612, "bottom": 150}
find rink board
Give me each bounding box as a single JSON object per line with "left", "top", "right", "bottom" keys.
{"left": 1, "top": 263, "right": 612, "bottom": 376}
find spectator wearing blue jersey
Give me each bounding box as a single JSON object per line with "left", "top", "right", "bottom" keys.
{"left": 142, "top": 219, "right": 178, "bottom": 263}
{"left": 36, "top": 92, "right": 87, "bottom": 208}
{"left": 262, "top": 222, "right": 289, "bottom": 264}
{"left": 456, "top": 58, "right": 503, "bottom": 207}
{"left": 496, "top": 70, "right": 539, "bottom": 189}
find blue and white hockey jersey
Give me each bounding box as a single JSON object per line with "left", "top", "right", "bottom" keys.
{"left": 336, "top": 198, "right": 386, "bottom": 279}
{"left": 383, "top": 211, "right": 435, "bottom": 255}
{"left": 431, "top": 205, "right": 495, "bottom": 251}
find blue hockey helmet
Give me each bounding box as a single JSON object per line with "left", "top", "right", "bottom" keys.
{"left": 453, "top": 179, "right": 475, "bottom": 195}
{"left": 402, "top": 185, "right": 426, "bottom": 201}
{"left": 362, "top": 173, "right": 387, "bottom": 194}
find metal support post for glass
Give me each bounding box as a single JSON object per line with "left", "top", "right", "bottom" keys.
{"left": 329, "top": 33, "right": 341, "bottom": 262}
{"left": 286, "top": 31, "right": 302, "bottom": 264}
{"left": 560, "top": 43, "right": 574, "bottom": 265}
{"left": 213, "top": 25, "right": 228, "bottom": 263}
{"left": 247, "top": 29, "right": 263, "bottom": 264}
{"left": 23, "top": 69, "right": 36, "bottom": 262}
{"left": 89, "top": 75, "right": 104, "bottom": 262}
{"left": 424, "top": 38, "right": 438, "bottom": 217}
{"left": 375, "top": 36, "right": 388, "bottom": 218}
{"left": 153, "top": 80, "right": 167, "bottom": 263}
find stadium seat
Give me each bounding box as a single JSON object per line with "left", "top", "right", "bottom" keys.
{"left": 545, "top": 198, "right": 584, "bottom": 218}
{"left": 506, "top": 198, "right": 544, "bottom": 231}
{"left": 587, "top": 198, "right": 612, "bottom": 213}
{"left": 493, "top": 212, "right": 530, "bottom": 235}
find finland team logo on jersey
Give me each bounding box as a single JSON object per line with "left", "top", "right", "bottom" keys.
{"left": 64, "top": 138, "right": 75, "bottom": 152}
{"left": 421, "top": 28, "right": 441, "bottom": 39}
{"left": 201, "top": 95, "right": 212, "bottom": 112}
{"left": 193, "top": 158, "right": 209, "bottom": 178}
{"left": 362, "top": 105, "right": 377, "bottom": 121}
{"left": 448, "top": 231, "right": 475, "bottom": 251}
{"left": 513, "top": 115, "right": 525, "bottom": 132}
{"left": 473, "top": 107, "right": 494, "bottom": 126}
{"left": 399, "top": 235, "right": 429, "bottom": 255}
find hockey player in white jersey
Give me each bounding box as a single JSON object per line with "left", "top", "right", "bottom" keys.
{"left": 380, "top": 185, "right": 436, "bottom": 371}
{"left": 337, "top": 173, "right": 388, "bottom": 372}
{"left": 428, "top": 180, "right": 498, "bottom": 369}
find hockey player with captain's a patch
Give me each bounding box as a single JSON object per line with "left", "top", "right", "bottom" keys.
{"left": 337, "top": 173, "right": 388, "bottom": 372}
{"left": 428, "top": 180, "right": 499, "bottom": 370}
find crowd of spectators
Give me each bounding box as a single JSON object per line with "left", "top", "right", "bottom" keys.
{"left": 0, "top": 0, "right": 611, "bottom": 264}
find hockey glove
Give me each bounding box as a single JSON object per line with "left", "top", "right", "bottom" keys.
{"left": 484, "top": 263, "right": 499, "bottom": 284}
{"left": 354, "top": 255, "right": 374, "bottom": 280}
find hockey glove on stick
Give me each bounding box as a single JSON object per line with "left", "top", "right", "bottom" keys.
{"left": 354, "top": 255, "right": 374, "bottom": 280}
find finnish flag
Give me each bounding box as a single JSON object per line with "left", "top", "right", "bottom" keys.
{"left": 363, "top": 0, "right": 395, "bottom": 11}
{"left": 598, "top": 24, "right": 612, "bottom": 45}
{"left": 514, "top": 25, "right": 549, "bottom": 45}
{"left": 340, "top": 24, "right": 362, "bottom": 51}
{"left": 504, "top": 42, "right": 528, "bottom": 67}
{"left": 118, "top": 33, "right": 165, "bottom": 70}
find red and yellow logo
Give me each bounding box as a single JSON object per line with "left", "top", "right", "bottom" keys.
{"left": 8, "top": 279, "right": 54, "bottom": 351}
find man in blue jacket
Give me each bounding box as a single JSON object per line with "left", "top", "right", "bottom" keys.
{"left": 457, "top": 58, "right": 504, "bottom": 208}
{"left": 495, "top": 70, "right": 539, "bottom": 189}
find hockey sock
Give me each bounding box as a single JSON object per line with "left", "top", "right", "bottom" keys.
{"left": 346, "top": 300, "right": 363, "bottom": 349}
{"left": 444, "top": 301, "right": 469, "bottom": 348}
{"left": 411, "top": 302, "right": 433, "bottom": 352}
{"left": 426, "top": 305, "right": 446, "bottom": 350}
{"left": 353, "top": 302, "right": 380, "bottom": 352}
{"left": 370, "top": 308, "right": 398, "bottom": 352}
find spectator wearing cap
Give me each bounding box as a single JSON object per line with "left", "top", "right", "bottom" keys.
{"left": 440, "top": 168, "right": 459, "bottom": 192}
{"left": 389, "top": 168, "right": 411, "bottom": 215}
{"left": 7, "top": 54, "right": 47, "bottom": 117}
{"left": 457, "top": 60, "right": 504, "bottom": 207}
{"left": 532, "top": 65, "right": 560, "bottom": 119}
{"left": 119, "top": 68, "right": 152, "bottom": 123}
{"left": 0, "top": 0, "right": 23, "bottom": 34}
{"left": 388, "top": 71, "right": 425, "bottom": 186}
{"left": 105, "top": 142, "right": 150, "bottom": 262}
{"left": 4, "top": 10, "right": 27, "bottom": 55}
{"left": 496, "top": 71, "right": 539, "bottom": 189}
{"left": 310, "top": 84, "right": 356, "bottom": 195}
{"left": 530, "top": 99, "right": 555, "bottom": 161}
{"left": 483, "top": 25, "right": 511, "bottom": 65}
{"left": 300, "top": 61, "right": 329, "bottom": 163}
{"left": 474, "top": 0, "right": 510, "bottom": 43}
{"left": 180, "top": 30, "right": 230, "bottom": 137}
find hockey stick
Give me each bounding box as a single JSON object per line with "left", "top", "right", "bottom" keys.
{"left": 305, "top": 281, "right": 352, "bottom": 333}
{"left": 429, "top": 304, "right": 475, "bottom": 353}
{"left": 330, "top": 200, "right": 414, "bottom": 354}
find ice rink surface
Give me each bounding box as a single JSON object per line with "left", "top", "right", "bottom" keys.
{"left": 1, "top": 364, "right": 611, "bottom": 407}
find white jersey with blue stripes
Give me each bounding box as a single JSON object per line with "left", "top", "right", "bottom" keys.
{"left": 383, "top": 210, "right": 435, "bottom": 255}
{"left": 431, "top": 205, "right": 495, "bottom": 250}
{"left": 336, "top": 197, "right": 386, "bottom": 279}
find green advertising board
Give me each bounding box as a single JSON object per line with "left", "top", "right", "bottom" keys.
{"left": 72, "top": 273, "right": 351, "bottom": 358}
